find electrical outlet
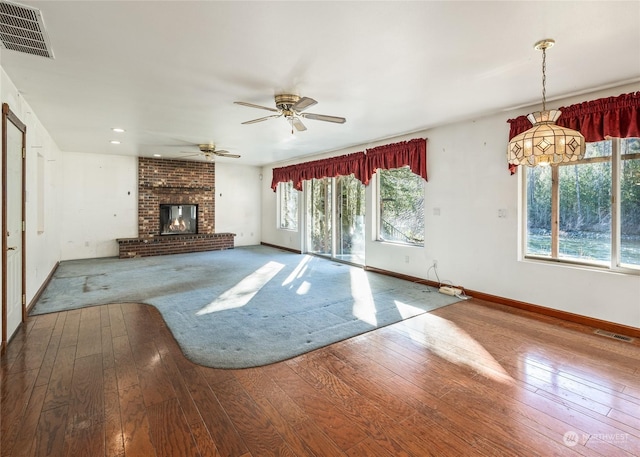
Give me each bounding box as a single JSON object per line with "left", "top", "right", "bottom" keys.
{"left": 405, "top": 255, "right": 410, "bottom": 263}
{"left": 433, "top": 259, "right": 438, "bottom": 268}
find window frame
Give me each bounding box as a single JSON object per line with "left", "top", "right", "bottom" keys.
{"left": 521, "top": 137, "right": 640, "bottom": 274}
{"left": 375, "top": 166, "right": 425, "bottom": 247}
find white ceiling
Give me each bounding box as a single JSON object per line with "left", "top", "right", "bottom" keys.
{"left": 1, "top": 1, "right": 639, "bottom": 166}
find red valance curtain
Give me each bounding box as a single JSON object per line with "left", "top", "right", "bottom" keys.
{"left": 506, "top": 91, "right": 640, "bottom": 174}
{"left": 364, "top": 138, "right": 427, "bottom": 184}
{"left": 270, "top": 138, "right": 427, "bottom": 191}
{"left": 508, "top": 91, "right": 640, "bottom": 140}
{"left": 271, "top": 165, "right": 302, "bottom": 191}
{"left": 270, "top": 151, "right": 365, "bottom": 191}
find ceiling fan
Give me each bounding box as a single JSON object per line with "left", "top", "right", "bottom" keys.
{"left": 180, "top": 143, "right": 240, "bottom": 161}
{"left": 234, "top": 94, "right": 346, "bottom": 132}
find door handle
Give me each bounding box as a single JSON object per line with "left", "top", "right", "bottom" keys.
{"left": 7, "top": 246, "right": 17, "bottom": 251}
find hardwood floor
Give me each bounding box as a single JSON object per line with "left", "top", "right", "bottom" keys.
{"left": 1, "top": 298, "right": 639, "bottom": 456}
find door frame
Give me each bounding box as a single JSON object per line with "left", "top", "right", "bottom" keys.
{"left": 1, "top": 103, "right": 26, "bottom": 352}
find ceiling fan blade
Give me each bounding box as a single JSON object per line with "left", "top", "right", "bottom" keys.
{"left": 291, "top": 117, "right": 307, "bottom": 131}
{"left": 234, "top": 101, "right": 279, "bottom": 112}
{"left": 300, "top": 113, "right": 346, "bottom": 124}
{"left": 242, "top": 114, "right": 282, "bottom": 125}
{"left": 215, "top": 152, "right": 241, "bottom": 158}
{"left": 292, "top": 97, "right": 317, "bottom": 112}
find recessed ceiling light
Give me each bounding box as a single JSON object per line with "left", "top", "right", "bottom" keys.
{"left": 110, "top": 140, "right": 121, "bottom": 144}
{"left": 153, "top": 154, "right": 162, "bottom": 157}
{"left": 112, "top": 128, "right": 125, "bottom": 133}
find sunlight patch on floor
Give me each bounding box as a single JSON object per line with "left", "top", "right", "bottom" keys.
{"left": 196, "top": 261, "right": 284, "bottom": 315}
{"left": 296, "top": 281, "right": 311, "bottom": 295}
{"left": 402, "top": 313, "right": 513, "bottom": 384}
{"left": 394, "top": 300, "right": 427, "bottom": 318}
{"left": 282, "top": 255, "right": 312, "bottom": 286}
{"left": 350, "top": 268, "right": 377, "bottom": 326}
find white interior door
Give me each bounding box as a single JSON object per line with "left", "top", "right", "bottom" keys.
{"left": 4, "top": 106, "right": 25, "bottom": 344}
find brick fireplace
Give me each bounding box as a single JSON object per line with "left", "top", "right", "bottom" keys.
{"left": 117, "top": 157, "right": 234, "bottom": 258}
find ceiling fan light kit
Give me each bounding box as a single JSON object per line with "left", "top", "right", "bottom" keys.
{"left": 235, "top": 93, "right": 346, "bottom": 133}
{"left": 507, "top": 39, "right": 586, "bottom": 167}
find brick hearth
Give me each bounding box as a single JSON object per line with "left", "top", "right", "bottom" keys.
{"left": 117, "top": 157, "right": 234, "bottom": 258}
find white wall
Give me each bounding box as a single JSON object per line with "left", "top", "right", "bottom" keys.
{"left": 60, "top": 152, "right": 138, "bottom": 260}
{"left": 58, "top": 156, "right": 263, "bottom": 259}
{"left": 214, "top": 162, "right": 262, "bottom": 246}
{"left": 1, "top": 67, "right": 62, "bottom": 310}
{"left": 261, "top": 83, "right": 640, "bottom": 329}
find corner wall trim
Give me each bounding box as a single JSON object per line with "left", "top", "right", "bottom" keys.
{"left": 260, "top": 242, "right": 301, "bottom": 254}
{"left": 27, "top": 261, "right": 60, "bottom": 313}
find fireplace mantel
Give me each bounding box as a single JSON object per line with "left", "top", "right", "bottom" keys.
{"left": 142, "top": 184, "right": 213, "bottom": 191}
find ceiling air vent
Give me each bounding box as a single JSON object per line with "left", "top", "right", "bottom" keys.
{"left": 0, "top": 1, "right": 53, "bottom": 58}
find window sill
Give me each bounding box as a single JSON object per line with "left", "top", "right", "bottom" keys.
{"left": 523, "top": 255, "right": 640, "bottom": 276}
{"left": 376, "top": 239, "right": 424, "bottom": 248}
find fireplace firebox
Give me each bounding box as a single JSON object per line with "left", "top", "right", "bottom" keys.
{"left": 160, "top": 204, "right": 197, "bottom": 235}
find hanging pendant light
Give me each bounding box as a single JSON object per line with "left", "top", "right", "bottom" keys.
{"left": 507, "top": 39, "right": 586, "bottom": 167}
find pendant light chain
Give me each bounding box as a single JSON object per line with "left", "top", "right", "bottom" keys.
{"left": 541, "top": 46, "right": 547, "bottom": 111}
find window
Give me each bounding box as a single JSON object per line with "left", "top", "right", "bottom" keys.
{"left": 278, "top": 181, "right": 298, "bottom": 230}
{"left": 377, "top": 166, "right": 425, "bottom": 246}
{"left": 620, "top": 138, "right": 640, "bottom": 266}
{"left": 524, "top": 138, "right": 640, "bottom": 270}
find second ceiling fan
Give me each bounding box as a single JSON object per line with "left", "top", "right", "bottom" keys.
{"left": 180, "top": 143, "right": 240, "bottom": 161}
{"left": 234, "top": 94, "right": 346, "bottom": 132}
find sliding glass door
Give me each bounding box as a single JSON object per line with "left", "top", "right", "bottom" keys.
{"left": 336, "top": 175, "right": 365, "bottom": 263}
{"left": 306, "top": 175, "right": 365, "bottom": 265}
{"left": 307, "top": 177, "right": 333, "bottom": 256}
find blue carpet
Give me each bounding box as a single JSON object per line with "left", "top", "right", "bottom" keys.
{"left": 32, "top": 245, "right": 460, "bottom": 368}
